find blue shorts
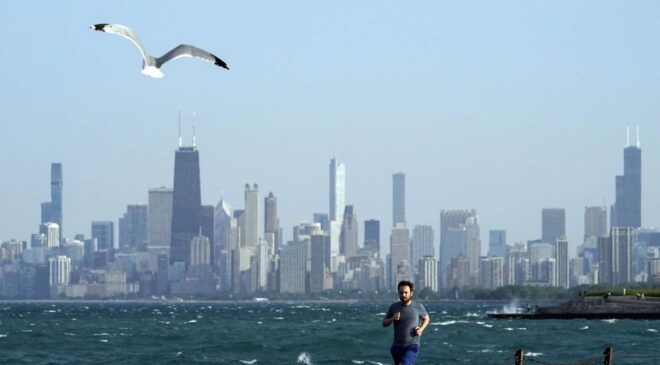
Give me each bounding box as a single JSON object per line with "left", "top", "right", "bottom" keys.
{"left": 390, "top": 344, "right": 420, "bottom": 365}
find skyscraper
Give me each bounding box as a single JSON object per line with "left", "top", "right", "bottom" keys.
{"left": 48, "top": 255, "right": 71, "bottom": 296}
{"left": 411, "top": 225, "right": 434, "bottom": 276}
{"left": 479, "top": 257, "right": 504, "bottom": 289}
{"left": 313, "top": 213, "right": 330, "bottom": 233}
{"left": 584, "top": 206, "right": 607, "bottom": 242}
{"left": 418, "top": 256, "right": 438, "bottom": 291}
{"left": 392, "top": 172, "right": 405, "bottom": 227}
{"left": 118, "top": 204, "right": 147, "bottom": 251}
{"left": 310, "top": 232, "right": 331, "bottom": 293}
{"left": 147, "top": 187, "right": 172, "bottom": 272}
{"left": 598, "top": 227, "right": 633, "bottom": 285}
{"left": 364, "top": 219, "right": 380, "bottom": 253}
{"left": 170, "top": 146, "right": 202, "bottom": 265}
{"left": 92, "top": 221, "right": 114, "bottom": 251}
{"left": 612, "top": 126, "right": 642, "bottom": 228}
{"left": 189, "top": 233, "right": 211, "bottom": 268}
{"left": 280, "top": 242, "right": 308, "bottom": 293}
{"left": 148, "top": 187, "right": 173, "bottom": 249}
{"left": 264, "top": 192, "right": 280, "bottom": 252}
{"left": 41, "top": 163, "right": 63, "bottom": 241}
{"left": 39, "top": 222, "right": 60, "bottom": 248}
{"left": 556, "top": 237, "right": 569, "bottom": 288}
{"left": 340, "top": 205, "right": 358, "bottom": 258}
{"left": 200, "top": 205, "right": 214, "bottom": 248}
{"left": 612, "top": 227, "right": 633, "bottom": 285}
{"left": 329, "top": 158, "right": 346, "bottom": 221}
{"left": 488, "top": 230, "right": 507, "bottom": 258}
{"left": 214, "top": 199, "right": 236, "bottom": 291}
{"left": 439, "top": 210, "right": 479, "bottom": 287}
{"left": 542, "top": 208, "right": 565, "bottom": 246}
{"left": 390, "top": 225, "right": 411, "bottom": 289}
{"left": 244, "top": 184, "right": 260, "bottom": 248}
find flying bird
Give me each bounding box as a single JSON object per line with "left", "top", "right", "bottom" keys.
{"left": 91, "top": 23, "right": 229, "bottom": 78}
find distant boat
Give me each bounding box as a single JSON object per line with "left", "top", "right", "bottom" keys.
{"left": 253, "top": 297, "right": 269, "bottom": 302}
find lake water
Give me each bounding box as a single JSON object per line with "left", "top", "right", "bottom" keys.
{"left": 0, "top": 300, "right": 659, "bottom": 364}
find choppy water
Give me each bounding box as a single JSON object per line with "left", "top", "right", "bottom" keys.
{"left": 0, "top": 301, "right": 659, "bottom": 364}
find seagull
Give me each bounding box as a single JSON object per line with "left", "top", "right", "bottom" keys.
{"left": 91, "top": 23, "right": 229, "bottom": 78}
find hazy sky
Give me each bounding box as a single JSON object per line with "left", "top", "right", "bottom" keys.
{"left": 2, "top": 1, "right": 660, "bottom": 256}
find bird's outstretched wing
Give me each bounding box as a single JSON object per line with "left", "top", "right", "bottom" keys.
{"left": 156, "top": 44, "right": 229, "bottom": 70}
{"left": 91, "top": 23, "right": 150, "bottom": 63}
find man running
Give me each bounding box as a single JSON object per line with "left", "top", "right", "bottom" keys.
{"left": 382, "top": 281, "right": 430, "bottom": 365}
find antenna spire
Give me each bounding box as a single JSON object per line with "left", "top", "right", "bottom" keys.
{"left": 192, "top": 112, "right": 197, "bottom": 148}
{"left": 626, "top": 123, "right": 630, "bottom": 147}
{"left": 178, "top": 105, "right": 182, "bottom": 148}
{"left": 636, "top": 124, "right": 640, "bottom": 148}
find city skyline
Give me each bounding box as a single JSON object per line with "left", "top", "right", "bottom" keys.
{"left": 3, "top": 2, "right": 660, "bottom": 256}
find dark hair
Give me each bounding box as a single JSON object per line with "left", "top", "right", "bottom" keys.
{"left": 397, "top": 280, "right": 414, "bottom": 292}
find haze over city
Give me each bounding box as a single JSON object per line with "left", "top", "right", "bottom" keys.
{"left": 3, "top": 1, "right": 660, "bottom": 257}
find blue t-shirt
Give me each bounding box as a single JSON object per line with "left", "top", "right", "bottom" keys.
{"left": 386, "top": 301, "right": 428, "bottom": 346}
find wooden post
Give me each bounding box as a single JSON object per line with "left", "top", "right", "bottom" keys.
{"left": 603, "top": 346, "right": 613, "bottom": 365}
{"left": 515, "top": 349, "right": 524, "bottom": 365}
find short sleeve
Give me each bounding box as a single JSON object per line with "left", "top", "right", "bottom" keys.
{"left": 418, "top": 303, "right": 428, "bottom": 317}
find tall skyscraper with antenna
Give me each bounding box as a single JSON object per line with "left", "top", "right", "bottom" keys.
{"left": 170, "top": 111, "right": 202, "bottom": 265}
{"left": 612, "top": 125, "right": 642, "bottom": 228}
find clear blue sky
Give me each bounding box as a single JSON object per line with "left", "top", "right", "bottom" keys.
{"left": 2, "top": 1, "right": 660, "bottom": 256}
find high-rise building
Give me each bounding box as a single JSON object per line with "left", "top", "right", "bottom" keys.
{"left": 214, "top": 199, "right": 236, "bottom": 291}
{"left": 612, "top": 227, "right": 633, "bottom": 285}
{"left": 39, "top": 222, "right": 60, "bottom": 248}
{"left": 488, "top": 230, "right": 507, "bottom": 258}
{"left": 189, "top": 233, "right": 211, "bottom": 268}
{"left": 313, "top": 213, "right": 330, "bottom": 233}
{"left": 598, "top": 235, "right": 613, "bottom": 285}
{"left": 479, "top": 257, "right": 504, "bottom": 289}
{"left": 243, "top": 184, "right": 260, "bottom": 248}
{"left": 200, "top": 204, "right": 214, "bottom": 241}
{"left": 612, "top": 126, "right": 642, "bottom": 229}
{"left": 439, "top": 210, "right": 479, "bottom": 287}
{"left": 48, "top": 255, "right": 71, "bottom": 292}
{"left": 418, "top": 256, "right": 437, "bottom": 291}
{"left": 364, "top": 219, "right": 380, "bottom": 254}
{"left": 118, "top": 204, "right": 147, "bottom": 251}
{"left": 170, "top": 146, "right": 202, "bottom": 265}
{"left": 505, "top": 243, "right": 529, "bottom": 285}
{"left": 83, "top": 238, "right": 97, "bottom": 269}
{"left": 148, "top": 187, "right": 173, "bottom": 249}
{"left": 542, "top": 208, "right": 565, "bottom": 247}
{"left": 340, "top": 205, "right": 358, "bottom": 258}
{"left": 411, "top": 225, "right": 434, "bottom": 276}
{"left": 280, "top": 242, "right": 308, "bottom": 293}
{"left": 41, "top": 163, "right": 63, "bottom": 241}
{"left": 264, "top": 192, "right": 280, "bottom": 252}
{"left": 310, "top": 233, "right": 331, "bottom": 293}
{"left": 584, "top": 206, "right": 607, "bottom": 242}
{"left": 556, "top": 237, "right": 569, "bottom": 288}
{"left": 147, "top": 187, "right": 173, "bottom": 272}
{"left": 390, "top": 225, "right": 411, "bottom": 289}
{"left": 329, "top": 158, "right": 346, "bottom": 221}
{"left": 598, "top": 227, "right": 634, "bottom": 285}
{"left": 92, "top": 221, "right": 114, "bottom": 251}
{"left": 392, "top": 172, "right": 405, "bottom": 227}
{"left": 570, "top": 257, "right": 586, "bottom": 287}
